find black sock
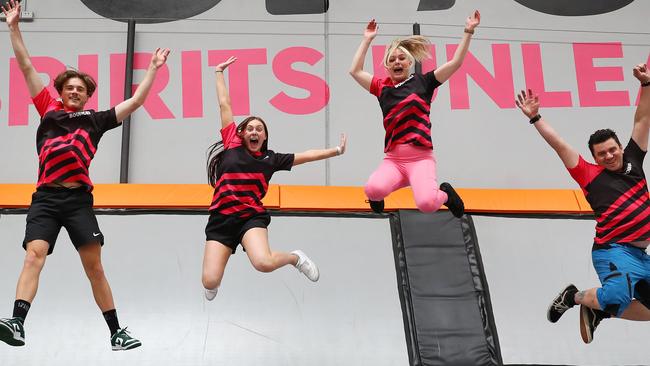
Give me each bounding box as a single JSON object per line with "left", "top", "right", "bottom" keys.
{"left": 566, "top": 288, "right": 578, "bottom": 307}
{"left": 13, "top": 300, "right": 30, "bottom": 323}
{"left": 103, "top": 309, "right": 120, "bottom": 336}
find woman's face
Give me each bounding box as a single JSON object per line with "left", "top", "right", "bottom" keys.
{"left": 240, "top": 119, "right": 267, "bottom": 153}
{"left": 385, "top": 48, "right": 412, "bottom": 83}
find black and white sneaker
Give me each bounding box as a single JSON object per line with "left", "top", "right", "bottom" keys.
{"left": 0, "top": 317, "right": 25, "bottom": 346}
{"left": 580, "top": 305, "right": 607, "bottom": 344}
{"left": 547, "top": 284, "right": 578, "bottom": 323}
{"left": 440, "top": 182, "right": 464, "bottom": 217}
{"left": 111, "top": 327, "right": 142, "bottom": 351}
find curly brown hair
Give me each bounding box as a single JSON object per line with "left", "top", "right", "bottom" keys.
{"left": 53, "top": 70, "right": 97, "bottom": 97}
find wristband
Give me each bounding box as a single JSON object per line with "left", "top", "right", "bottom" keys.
{"left": 335, "top": 146, "right": 342, "bottom": 155}
{"left": 642, "top": 81, "right": 650, "bottom": 87}
{"left": 215, "top": 70, "right": 223, "bottom": 73}
{"left": 529, "top": 114, "right": 542, "bottom": 124}
{"left": 464, "top": 28, "right": 474, "bottom": 34}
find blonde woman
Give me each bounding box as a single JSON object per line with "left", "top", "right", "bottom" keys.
{"left": 349, "top": 11, "right": 480, "bottom": 216}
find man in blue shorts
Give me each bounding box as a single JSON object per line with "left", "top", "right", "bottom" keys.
{"left": 515, "top": 63, "right": 650, "bottom": 343}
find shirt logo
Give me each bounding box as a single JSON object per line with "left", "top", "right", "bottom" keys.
{"left": 623, "top": 162, "right": 632, "bottom": 175}
{"left": 394, "top": 74, "right": 414, "bottom": 88}
{"left": 93, "top": 232, "right": 101, "bottom": 237}
{"left": 69, "top": 111, "right": 91, "bottom": 118}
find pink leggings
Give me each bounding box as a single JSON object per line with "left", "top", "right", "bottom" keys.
{"left": 364, "top": 144, "right": 448, "bottom": 213}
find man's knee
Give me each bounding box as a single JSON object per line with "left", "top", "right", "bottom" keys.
{"left": 598, "top": 286, "right": 633, "bottom": 316}
{"left": 23, "top": 243, "right": 48, "bottom": 270}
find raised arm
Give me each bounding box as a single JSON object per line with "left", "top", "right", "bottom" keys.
{"left": 214, "top": 56, "right": 237, "bottom": 129}
{"left": 433, "top": 10, "right": 480, "bottom": 84}
{"left": 114, "top": 48, "right": 170, "bottom": 123}
{"left": 2, "top": 0, "right": 44, "bottom": 97}
{"left": 293, "top": 133, "right": 347, "bottom": 166}
{"left": 349, "top": 19, "right": 377, "bottom": 92}
{"left": 516, "top": 89, "right": 579, "bottom": 169}
{"left": 631, "top": 63, "right": 650, "bottom": 151}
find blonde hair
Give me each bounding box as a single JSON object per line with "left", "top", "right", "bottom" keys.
{"left": 383, "top": 35, "right": 432, "bottom": 68}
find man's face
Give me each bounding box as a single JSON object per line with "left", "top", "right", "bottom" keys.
{"left": 592, "top": 138, "right": 624, "bottom": 172}
{"left": 61, "top": 77, "right": 89, "bottom": 111}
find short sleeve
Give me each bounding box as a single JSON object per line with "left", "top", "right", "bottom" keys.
{"left": 624, "top": 138, "right": 646, "bottom": 166}
{"left": 271, "top": 152, "right": 294, "bottom": 172}
{"left": 423, "top": 70, "right": 442, "bottom": 92}
{"left": 568, "top": 155, "right": 602, "bottom": 189}
{"left": 94, "top": 108, "right": 120, "bottom": 133}
{"left": 32, "top": 88, "right": 59, "bottom": 117}
{"left": 369, "top": 76, "right": 384, "bottom": 97}
{"left": 220, "top": 121, "right": 242, "bottom": 149}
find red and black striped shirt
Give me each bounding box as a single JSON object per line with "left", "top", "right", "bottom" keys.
{"left": 33, "top": 88, "right": 119, "bottom": 190}
{"left": 370, "top": 71, "right": 442, "bottom": 152}
{"left": 209, "top": 122, "right": 294, "bottom": 217}
{"left": 569, "top": 139, "right": 650, "bottom": 245}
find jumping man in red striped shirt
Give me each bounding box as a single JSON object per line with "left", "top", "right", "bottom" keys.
{"left": 202, "top": 56, "right": 347, "bottom": 301}
{"left": 0, "top": 0, "right": 169, "bottom": 351}
{"left": 516, "top": 63, "right": 650, "bottom": 344}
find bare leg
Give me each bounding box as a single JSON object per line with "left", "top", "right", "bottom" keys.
{"left": 78, "top": 242, "right": 114, "bottom": 312}
{"left": 15, "top": 240, "right": 49, "bottom": 302}
{"left": 574, "top": 288, "right": 601, "bottom": 310}
{"left": 241, "top": 228, "right": 297, "bottom": 273}
{"left": 618, "top": 301, "right": 650, "bottom": 321}
{"left": 202, "top": 241, "right": 232, "bottom": 290}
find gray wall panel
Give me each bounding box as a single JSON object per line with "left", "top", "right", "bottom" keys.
{"left": 0, "top": 213, "right": 407, "bottom": 365}
{"left": 474, "top": 216, "right": 649, "bottom": 365}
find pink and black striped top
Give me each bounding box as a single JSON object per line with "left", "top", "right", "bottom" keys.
{"left": 209, "top": 122, "right": 294, "bottom": 217}
{"left": 569, "top": 139, "right": 650, "bottom": 245}
{"left": 32, "top": 88, "right": 119, "bottom": 190}
{"left": 370, "top": 71, "right": 442, "bottom": 152}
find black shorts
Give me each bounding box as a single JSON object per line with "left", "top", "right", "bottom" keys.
{"left": 205, "top": 211, "right": 271, "bottom": 253}
{"left": 23, "top": 187, "right": 104, "bottom": 255}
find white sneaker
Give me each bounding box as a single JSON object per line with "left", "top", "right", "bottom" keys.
{"left": 291, "top": 250, "right": 319, "bottom": 282}
{"left": 205, "top": 287, "right": 218, "bottom": 301}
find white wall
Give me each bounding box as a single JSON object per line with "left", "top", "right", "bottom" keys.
{"left": 0, "top": 0, "right": 648, "bottom": 188}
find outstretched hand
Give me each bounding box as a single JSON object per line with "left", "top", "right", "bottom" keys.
{"left": 216, "top": 56, "right": 237, "bottom": 72}
{"left": 465, "top": 10, "right": 480, "bottom": 31}
{"left": 337, "top": 133, "right": 347, "bottom": 155}
{"left": 633, "top": 63, "right": 650, "bottom": 84}
{"left": 2, "top": 0, "right": 21, "bottom": 27}
{"left": 151, "top": 48, "right": 171, "bottom": 69}
{"left": 364, "top": 19, "right": 378, "bottom": 40}
{"left": 515, "top": 89, "right": 539, "bottom": 119}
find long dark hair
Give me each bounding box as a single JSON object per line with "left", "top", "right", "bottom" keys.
{"left": 207, "top": 116, "right": 269, "bottom": 187}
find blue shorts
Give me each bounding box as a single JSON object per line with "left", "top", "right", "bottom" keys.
{"left": 592, "top": 243, "right": 650, "bottom": 317}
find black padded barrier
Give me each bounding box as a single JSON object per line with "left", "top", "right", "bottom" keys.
{"left": 390, "top": 210, "right": 502, "bottom": 366}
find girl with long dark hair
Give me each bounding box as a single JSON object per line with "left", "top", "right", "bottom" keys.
{"left": 202, "top": 56, "right": 347, "bottom": 300}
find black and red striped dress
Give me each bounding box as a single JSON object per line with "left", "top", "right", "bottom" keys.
{"left": 209, "top": 122, "right": 294, "bottom": 218}
{"left": 568, "top": 139, "right": 650, "bottom": 245}
{"left": 32, "top": 88, "right": 119, "bottom": 190}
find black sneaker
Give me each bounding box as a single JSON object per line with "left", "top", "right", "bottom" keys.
{"left": 580, "top": 305, "right": 607, "bottom": 344}
{"left": 0, "top": 317, "right": 25, "bottom": 346}
{"left": 367, "top": 199, "right": 384, "bottom": 213}
{"left": 440, "top": 182, "right": 464, "bottom": 217}
{"left": 547, "top": 284, "right": 578, "bottom": 323}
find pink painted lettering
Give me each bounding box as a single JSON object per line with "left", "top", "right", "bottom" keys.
{"left": 270, "top": 47, "right": 329, "bottom": 115}
{"left": 208, "top": 49, "right": 267, "bottom": 116}
{"left": 448, "top": 44, "right": 515, "bottom": 109}
{"left": 573, "top": 43, "right": 629, "bottom": 107}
